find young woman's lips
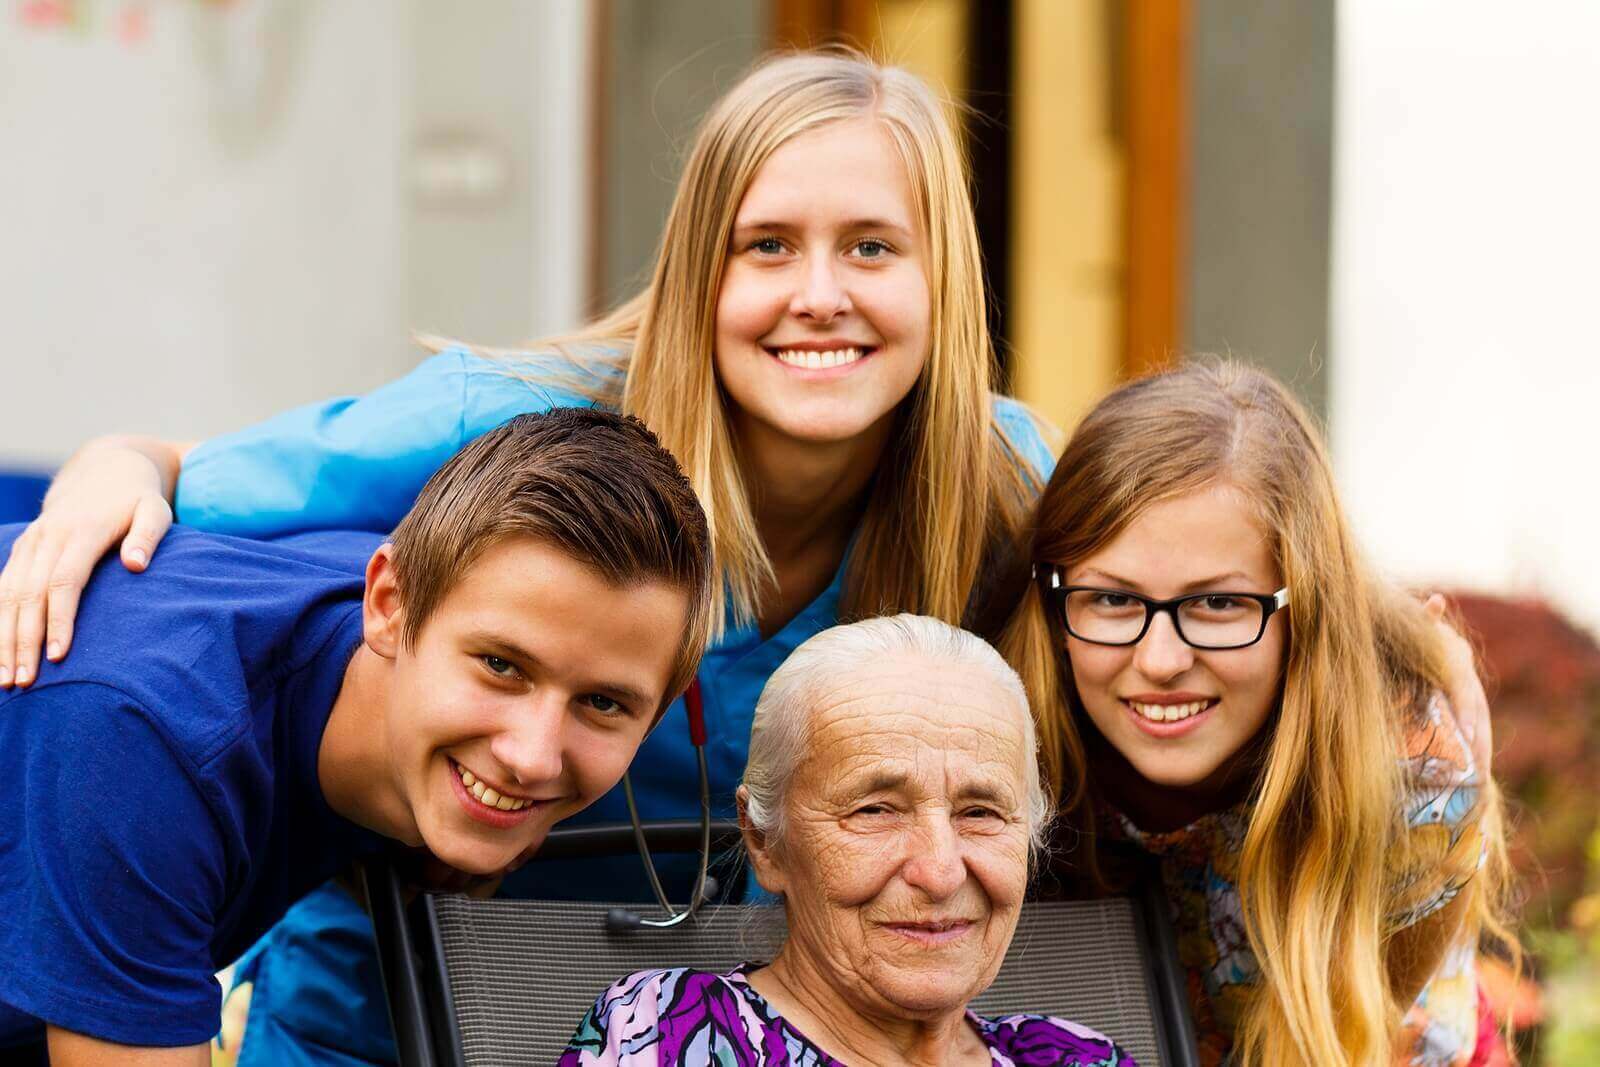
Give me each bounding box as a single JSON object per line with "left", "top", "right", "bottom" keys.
{"left": 1121, "top": 697, "right": 1219, "bottom": 739}
{"left": 880, "top": 919, "right": 976, "bottom": 946}
{"left": 447, "top": 758, "right": 547, "bottom": 830}
{"left": 764, "top": 344, "right": 876, "bottom": 379}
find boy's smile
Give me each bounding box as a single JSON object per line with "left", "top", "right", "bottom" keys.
{"left": 448, "top": 756, "right": 549, "bottom": 824}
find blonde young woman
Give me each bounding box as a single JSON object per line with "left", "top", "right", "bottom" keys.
{"left": 1002, "top": 359, "right": 1516, "bottom": 1067}
{"left": 0, "top": 51, "right": 1052, "bottom": 1065}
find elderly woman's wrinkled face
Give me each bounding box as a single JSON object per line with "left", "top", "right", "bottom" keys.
{"left": 752, "top": 655, "right": 1034, "bottom": 1016}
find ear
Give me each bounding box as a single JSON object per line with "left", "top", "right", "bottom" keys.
{"left": 363, "top": 544, "right": 406, "bottom": 660}
{"left": 737, "top": 786, "right": 787, "bottom": 897}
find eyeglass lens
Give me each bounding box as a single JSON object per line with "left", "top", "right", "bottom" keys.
{"left": 1063, "top": 590, "right": 1266, "bottom": 649}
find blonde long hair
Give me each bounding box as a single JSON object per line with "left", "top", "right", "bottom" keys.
{"left": 1001, "top": 359, "right": 1515, "bottom": 1067}
{"left": 428, "top": 50, "right": 1044, "bottom": 636}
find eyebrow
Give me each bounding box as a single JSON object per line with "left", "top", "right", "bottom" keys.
{"left": 467, "top": 631, "right": 655, "bottom": 708}
{"left": 1074, "top": 568, "right": 1255, "bottom": 595}
{"left": 956, "top": 782, "right": 1013, "bottom": 807}
{"left": 843, "top": 771, "right": 1015, "bottom": 808}
{"left": 732, "top": 217, "right": 915, "bottom": 236}
{"left": 848, "top": 770, "right": 909, "bottom": 796}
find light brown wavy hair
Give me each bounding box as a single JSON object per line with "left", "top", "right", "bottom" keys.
{"left": 424, "top": 49, "right": 1048, "bottom": 635}
{"left": 999, "top": 358, "right": 1516, "bottom": 1066}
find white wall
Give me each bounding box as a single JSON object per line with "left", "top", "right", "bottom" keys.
{"left": 0, "top": 0, "right": 590, "bottom": 472}
{"left": 1331, "top": 1, "right": 1600, "bottom": 633}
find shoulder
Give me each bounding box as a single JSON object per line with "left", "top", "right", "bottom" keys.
{"left": 49, "top": 525, "right": 363, "bottom": 694}
{"left": 564, "top": 967, "right": 768, "bottom": 1065}
{"left": 450, "top": 340, "right": 627, "bottom": 418}
{"left": 15, "top": 529, "right": 365, "bottom": 785}
{"left": 989, "top": 394, "right": 1060, "bottom": 480}
{"left": 976, "top": 1012, "right": 1138, "bottom": 1066}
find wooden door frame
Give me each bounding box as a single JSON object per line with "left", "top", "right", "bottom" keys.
{"left": 1121, "top": 0, "right": 1188, "bottom": 379}
{"left": 768, "top": 0, "right": 1187, "bottom": 385}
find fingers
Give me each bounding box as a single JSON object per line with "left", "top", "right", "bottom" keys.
{"left": 42, "top": 534, "right": 113, "bottom": 667}
{"left": 12, "top": 529, "right": 65, "bottom": 689}
{"left": 0, "top": 525, "right": 39, "bottom": 688}
{"left": 120, "top": 493, "right": 172, "bottom": 572}
{"left": 1423, "top": 593, "right": 1447, "bottom": 619}
{"left": 0, "top": 497, "right": 167, "bottom": 687}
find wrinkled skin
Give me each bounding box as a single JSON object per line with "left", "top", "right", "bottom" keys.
{"left": 743, "top": 654, "right": 1034, "bottom": 1063}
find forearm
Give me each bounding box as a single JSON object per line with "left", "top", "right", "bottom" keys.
{"left": 47, "top": 1027, "right": 208, "bottom": 1067}
{"left": 54, "top": 436, "right": 195, "bottom": 504}
{"left": 1387, "top": 888, "right": 1473, "bottom": 1009}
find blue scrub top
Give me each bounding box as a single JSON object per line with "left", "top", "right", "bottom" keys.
{"left": 176, "top": 346, "right": 1058, "bottom": 1065}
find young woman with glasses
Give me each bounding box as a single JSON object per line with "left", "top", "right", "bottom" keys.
{"left": 1001, "top": 358, "right": 1517, "bottom": 1067}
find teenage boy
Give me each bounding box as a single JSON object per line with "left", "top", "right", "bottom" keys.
{"left": 0, "top": 408, "right": 712, "bottom": 1064}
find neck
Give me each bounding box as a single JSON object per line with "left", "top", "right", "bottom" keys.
{"left": 750, "top": 939, "right": 982, "bottom": 1067}
{"left": 318, "top": 645, "right": 420, "bottom": 846}
{"left": 735, "top": 410, "right": 893, "bottom": 566}
{"left": 1086, "top": 712, "right": 1269, "bottom": 832}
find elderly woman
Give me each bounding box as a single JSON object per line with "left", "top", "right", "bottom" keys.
{"left": 561, "top": 615, "right": 1134, "bottom": 1066}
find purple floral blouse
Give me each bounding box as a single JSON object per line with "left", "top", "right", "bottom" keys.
{"left": 560, "top": 965, "right": 1135, "bottom": 1066}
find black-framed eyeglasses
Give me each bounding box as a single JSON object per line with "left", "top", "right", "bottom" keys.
{"left": 1036, "top": 565, "right": 1289, "bottom": 650}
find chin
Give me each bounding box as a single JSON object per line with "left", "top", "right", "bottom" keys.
{"left": 875, "top": 975, "right": 975, "bottom": 1017}
{"left": 419, "top": 816, "right": 537, "bottom": 876}
{"left": 1128, "top": 752, "right": 1220, "bottom": 790}
{"left": 436, "top": 840, "right": 523, "bottom": 876}
{"left": 763, "top": 407, "right": 889, "bottom": 444}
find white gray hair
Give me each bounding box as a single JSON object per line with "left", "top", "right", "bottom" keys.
{"left": 741, "top": 614, "right": 1052, "bottom": 851}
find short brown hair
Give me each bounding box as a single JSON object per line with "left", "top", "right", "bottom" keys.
{"left": 388, "top": 408, "right": 713, "bottom": 704}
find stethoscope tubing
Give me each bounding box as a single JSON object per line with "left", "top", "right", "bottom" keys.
{"left": 611, "top": 677, "right": 713, "bottom": 931}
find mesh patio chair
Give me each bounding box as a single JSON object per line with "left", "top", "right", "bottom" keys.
{"left": 367, "top": 820, "right": 1199, "bottom": 1067}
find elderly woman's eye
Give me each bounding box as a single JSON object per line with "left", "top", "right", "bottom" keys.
{"left": 849, "top": 802, "right": 897, "bottom": 819}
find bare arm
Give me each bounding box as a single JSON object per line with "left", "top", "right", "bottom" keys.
{"left": 1386, "top": 887, "right": 1474, "bottom": 1010}
{"left": 0, "top": 435, "right": 193, "bottom": 688}
{"left": 47, "top": 1027, "right": 209, "bottom": 1067}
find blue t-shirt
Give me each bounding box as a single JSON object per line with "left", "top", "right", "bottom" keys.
{"left": 0, "top": 524, "right": 385, "bottom": 1048}
{"left": 172, "top": 347, "right": 1060, "bottom": 1065}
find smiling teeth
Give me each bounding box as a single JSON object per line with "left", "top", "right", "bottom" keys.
{"left": 1131, "top": 700, "right": 1210, "bottom": 723}
{"left": 456, "top": 764, "right": 533, "bottom": 811}
{"left": 775, "top": 347, "right": 863, "bottom": 369}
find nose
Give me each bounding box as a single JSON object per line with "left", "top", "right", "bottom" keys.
{"left": 487, "top": 690, "right": 566, "bottom": 789}
{"left": 1132, "top": 609, "right": 1195, "bottom": 682}
{"left": 899, "top": 812, "right": 966, "bottom": 901}
{"left": 789, "top": 253, "right": 852, "bottom": 322}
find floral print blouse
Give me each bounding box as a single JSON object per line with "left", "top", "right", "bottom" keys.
{"left": 1105, "top": 691, "right": 1486, "bottom": 1066}
{"left": 561, "top": 965, "right": 1135, "bottom": 1066}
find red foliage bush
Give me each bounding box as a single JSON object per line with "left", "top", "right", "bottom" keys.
{"left": 1449, "top": 592, "right": 1600, "bottom": 931}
